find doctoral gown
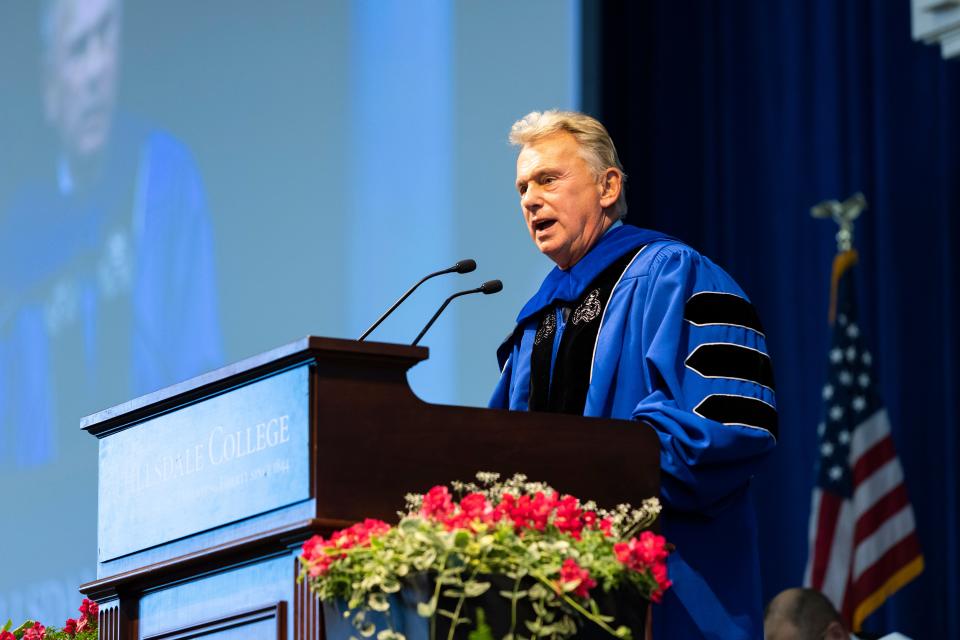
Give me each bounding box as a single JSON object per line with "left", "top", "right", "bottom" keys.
{"left": 491, "top": 224, "right": 777, "bottom": 639}
{"left": 0, "top": 115, "right": 222, "bottom": 468}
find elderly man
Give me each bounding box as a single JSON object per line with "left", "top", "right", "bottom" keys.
{"left": 0, "top": 0, "right": 222, "bottom": 623}
{"left": 491, "top": 110, "right": 778, "bottom": 639}
{"left": 0, "top": 0, "right": 222, "bottom": 466}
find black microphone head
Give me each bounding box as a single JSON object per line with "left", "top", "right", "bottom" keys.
{"left": 480, "top": 279, "right": 503, "bottom": 294}
{"left": 454, "top": 259, "right": 477, "bottom": 274}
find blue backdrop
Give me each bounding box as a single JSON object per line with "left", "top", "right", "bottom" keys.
{"left": 589, "top": 1, "right": 960, "bottom": 636}
{"left": 0, "top": 0, "right": 580, "bottom": 624}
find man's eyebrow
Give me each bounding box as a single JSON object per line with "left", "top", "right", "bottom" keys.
{"left": 516, "top": 168, "right": 555, "bottom": 189}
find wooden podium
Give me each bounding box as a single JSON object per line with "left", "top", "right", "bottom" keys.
{"left": 79, "top": 337, "right": 659, "bottom": 640}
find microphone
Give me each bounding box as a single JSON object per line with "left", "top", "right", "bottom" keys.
{"left": 412, "top": 279, "right": 503, "bottom": 346}
{"left": 358, "top": 259, "right": 477, "bottom": 341}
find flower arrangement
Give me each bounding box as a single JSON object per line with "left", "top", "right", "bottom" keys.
{"left": 299, "top": 473, "right": 671, "bottom": 640}
{"left": 1, "top": 599, "right": 98, "bottom": 640}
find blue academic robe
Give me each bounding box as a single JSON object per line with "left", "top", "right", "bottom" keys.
{"left": 491, "top": 224, "right": 777, "bottom": 639}
{"left": 0, "top": 115, "right": 221, "bottom": 467}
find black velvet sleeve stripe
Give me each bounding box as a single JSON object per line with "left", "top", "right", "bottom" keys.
{"left": 685, "top": 292, "right": 765, "bottom": 335}
{"left": 694, "top": 394, "right": 779, "bottom": 437}
{"left": 685, "top": 343, "right": 775, "bottom": 389}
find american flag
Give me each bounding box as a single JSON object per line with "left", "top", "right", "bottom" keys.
{"left": 803, "top": 250, "right": 923, "bottom": 630}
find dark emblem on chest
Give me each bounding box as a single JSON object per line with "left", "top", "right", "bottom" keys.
{"left": 571, "top": 289, "right": 602, "bottom": 325}
{"left": 528, "top": 246, "right": 643, "bottom": 415}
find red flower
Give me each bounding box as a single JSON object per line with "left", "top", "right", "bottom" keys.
{"left": 458, "top": 493, "right": 489, "bottom": 521}
{"left": 557, "top": 557, "right": 596, "bottom": 599}
{"left": 598, "top": 517, "right": 613, "bottom": 536}
{"left": 308, "top": 553, "right": 335, "bottom": 577}
{"left": 553, "top": 495, "right": 584, "bottom": 538}
{"left": 302, "top": 534, "right": 327, "bottom": 561}
{"left": 79, "top": 598, "right": 99, "bottom": 618}
{"left": 300, "top": 519, "right": 392, "bottom": 577}
{"left": 636, "top": 531, "right": 668, "bottom": 564}
{"left": 433, "top": 492, "right": 494, "bottom": 531}
{"left": 649, "top": 562, "right": 672, "bottom": 603}
{"left": 22, "top": 622, "right": 45, "bottom": 640}
{"left": 0, "top": 631, "right": 15, "bottom": 640}
{"left": 301, "top": 534, "right": 337, "bottom": 576}
{"left": 330, "top": 518, "right": 391, "bottom": 549}
{"left": 614, "top": 531, "right": 668, "bottom": 571}
{"left": 421, "top": 486, "right": 455, "bottom": 520}
{"left": 613, "top": 532, "right": 671, "bottom": 601}
{"left": 582, "top": 510, "right": 597, "bottom": 527}
{"left": 64, "top": 618, "right": 78, "bottom": 634}
{"left": 499, "top": 491, "right": 561, "bottom": 532}
{"left": 529, "top": 491, "right": 555, "bottom": 531}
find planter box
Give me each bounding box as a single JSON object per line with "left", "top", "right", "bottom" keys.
{"left": 322, "top": 574, "right": 649, "bottom": 640}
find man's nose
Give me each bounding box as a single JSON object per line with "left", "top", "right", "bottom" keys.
{"left": 521, "top": 185, "right": 543, "bottom": 212}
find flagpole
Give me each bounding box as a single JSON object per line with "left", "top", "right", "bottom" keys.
{"left": 811, "top": 193, "right": 868, "bottom": 324}
{"left": 803, "top": 192, "right": 924, "bottom": 631}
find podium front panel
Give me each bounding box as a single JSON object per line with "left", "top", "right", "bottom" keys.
{"left": 98, "top": 363, "right": 311, "bottom": 561}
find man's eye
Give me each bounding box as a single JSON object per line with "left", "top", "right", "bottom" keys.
{"left": 518, "top": 185, "right": 527, "bottom": 196}
{"left": 541, "top": 175, "right": 556, "bottom": 184}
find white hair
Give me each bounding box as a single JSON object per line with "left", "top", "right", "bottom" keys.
{"left": 510, "top": 110, "right": 628, "bottom": 219}
{"left": 40, "top": 0, "right": 123, "bottom": 61}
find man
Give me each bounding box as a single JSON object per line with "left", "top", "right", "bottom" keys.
{"left": 764, "top": 588, "right": 911, "bottom": 640}
{"left": 491, "top": 110, "right": 777, "bottom": 638}
{"left": 0, "top": 0, "right": 220, "bottom": 623}
{"left": 0, "top": 0, "right": 221, "bottom": 466}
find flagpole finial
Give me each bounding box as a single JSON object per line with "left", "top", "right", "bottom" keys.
{"left": 811, "top": 192, "right": 867, "bottom": 252}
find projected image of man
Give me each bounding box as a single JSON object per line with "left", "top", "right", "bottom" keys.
{"left": 0, "top": 0, "right": 221, "bottom": 622}
{"left": 1, "top": 0, "right": 221, "bottom": 466}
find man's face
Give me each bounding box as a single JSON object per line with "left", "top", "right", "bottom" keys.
{"left": 515, "top": 132, "right": 614, "bottom": 270}
{"left": 44, "top": 0, "right": 120, "bottom": 159}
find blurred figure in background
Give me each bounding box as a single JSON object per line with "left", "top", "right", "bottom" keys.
{"left": 764, "top": 588, "right": 911, "bottom": 640}
{"left": 0, "top": 0, "right": 221, "bottom": 468}
{"left": 0, "top": 0, "right": 221, "bottom": 623}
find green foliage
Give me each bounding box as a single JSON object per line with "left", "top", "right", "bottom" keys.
{"left": 467, "top": 608, "right": 493, "bottom": 640}
{"left": 2, "top": 599, "right": 98, "bottom": 640}
{"left": 300, "top": 473, "right": 666, "bottom": 640}
{"left": 37, "top": 625, "right": 97, "bottom": 640}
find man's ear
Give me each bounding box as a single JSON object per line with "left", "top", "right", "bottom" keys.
{"left": 599, "top": 168, "right": 622, "bottom": 209}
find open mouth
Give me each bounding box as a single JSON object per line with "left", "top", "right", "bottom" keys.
{"left": 534, "top": 220, "right": 556, "bottom": 233}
